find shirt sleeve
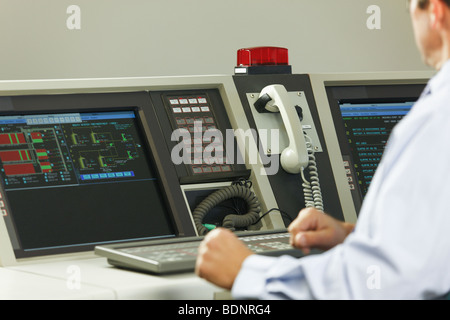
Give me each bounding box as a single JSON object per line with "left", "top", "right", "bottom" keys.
{"left": 231, "top": 243, "right": 367, "bottom": 300}
{"left": 230, "top": 234, "right": 418, "bottom": 300}
{"left": 231, "top": 254, "right": 315, "bottom": 300}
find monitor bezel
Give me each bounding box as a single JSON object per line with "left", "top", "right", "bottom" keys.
{"left": 0, "top": 92, "right": 197, "bottom": 261}
{"left": 324, "top": 82, "right": 427, "bottom": 214}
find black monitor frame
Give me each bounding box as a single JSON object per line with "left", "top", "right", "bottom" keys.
{"left": 325, "top": 82, "right": 427, "bottom": 214}
{"left": 0, "top": 91, "right": 196, "bottom": 259}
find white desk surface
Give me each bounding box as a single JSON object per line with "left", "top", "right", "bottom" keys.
{"left": 1, "top": 256, "right": 222, "bottom": 300}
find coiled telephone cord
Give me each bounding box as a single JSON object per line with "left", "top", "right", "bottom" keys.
{"left": 301, "top": 135, "right": 324, "bottom": 212}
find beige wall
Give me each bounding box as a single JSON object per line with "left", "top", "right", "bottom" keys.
{"left": 0, "top": 0, "right": 430, "bottom": 80}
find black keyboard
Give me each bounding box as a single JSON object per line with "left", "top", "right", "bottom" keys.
{"left": 95, "top": 230, "right": 305, "bottom": 274}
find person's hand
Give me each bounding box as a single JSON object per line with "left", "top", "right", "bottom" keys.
{"left": 288, "top": 208, "right": 355, "bottom": 254}
{"left": 195, "top": 228, "right": 254, "bottom": 290}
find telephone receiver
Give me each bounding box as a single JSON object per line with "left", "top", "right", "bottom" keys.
{"left": 254, "top": 84, "right": 309, "bottom": 174}
{"left": 254, "top": 84, "right": 324, "bottom": 211}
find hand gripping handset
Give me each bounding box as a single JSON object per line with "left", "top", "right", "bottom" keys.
{"left": 257, "top": 84, "right": 309, "bottom": 174}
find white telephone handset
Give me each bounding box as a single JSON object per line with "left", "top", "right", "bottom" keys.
{"left": 257, "top": 84, "right": 308, "bottom": 174}
{"left": 255, "top": 84, "right": 324, "bottom": 211}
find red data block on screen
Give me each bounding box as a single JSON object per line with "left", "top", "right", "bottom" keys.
{"left": 3, "top": 163, "right": 35, "bottom": 176}
{"left": 0, "top": 133, "right": 26, "bottom": 145}
{"left": 0, "top": 151, "right": 22, "bottom": 162}
{"left": 0, "top": 150, "right": 30, "bottom": 162}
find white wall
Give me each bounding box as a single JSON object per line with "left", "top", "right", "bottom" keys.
{"left": 0, "top": 0, "right": 430, "bottom": 80}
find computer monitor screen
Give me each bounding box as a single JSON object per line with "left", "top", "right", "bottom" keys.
{"left": 326, "top": 83, "right": 427, "bottom": 214}
{"left": 0, "top": 109, "right": 176, "bottom": 258}
{"left": 338, "top": 100, "right": 414, "bottom": 197}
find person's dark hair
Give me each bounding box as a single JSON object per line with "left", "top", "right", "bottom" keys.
{"left": 418, "top": 0, "right": 450, "bottom": 9}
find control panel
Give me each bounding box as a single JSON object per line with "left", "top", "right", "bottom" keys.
{"left": 150, "top": 89, "right": 250, "bottom": 185}
{"left": 162, "top": 92, "right": 232, "bottom": 175}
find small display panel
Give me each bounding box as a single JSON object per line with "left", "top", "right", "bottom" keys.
{"left": 0, "top": 110, "right": 175, "bottom": 258}
{"left": 338, "top": 101, "right": 414, "bottom": 197}
{"left": 326, "top": 82, "right": 426, "bottom": 214}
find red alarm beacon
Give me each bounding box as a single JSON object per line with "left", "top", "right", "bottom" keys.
{"left": 235, "top": 46, "right": 292, "bottom": 75}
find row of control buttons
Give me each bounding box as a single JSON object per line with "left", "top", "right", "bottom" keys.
{"left": 177, "top": 124, "right": 217, "bottom": 134}
{"left": 343, "top": 160, "right": 355, "bottom": 190}
{"left": 0, "top": 192, "right": 6, "bottom": 216}
{"left": 170, "top": 97, "right": 207, "bottom": 105}
{"left": 176, "top": 116, "right": 214, "bottom": 125}
{"left": 192, "top": 165, "right": 231, "bottom": 174}
{"left": 172, "top": 106, "right": 210, "bottom": 114}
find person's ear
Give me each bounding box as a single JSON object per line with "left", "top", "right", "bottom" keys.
{"left": 429, "top": 0, "right": 446, "bottom": 29}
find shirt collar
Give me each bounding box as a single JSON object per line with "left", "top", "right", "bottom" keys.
{"left": 426, "top": 59, "right": 450, "bottom": 96}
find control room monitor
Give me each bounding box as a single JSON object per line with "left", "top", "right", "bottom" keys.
{"left": 326, "top": 82, "right": 427, "bottom": 214}
{"left": 0, "top": 93, "right": 184, "bottom": 259}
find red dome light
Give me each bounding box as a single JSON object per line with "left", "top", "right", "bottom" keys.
{"left": 237, "top": 47, "right": 289, "bottom": 67}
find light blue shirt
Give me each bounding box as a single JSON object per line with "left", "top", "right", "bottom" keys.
{"left": 232, "top": 61, "right": 450, "bottom": 299}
